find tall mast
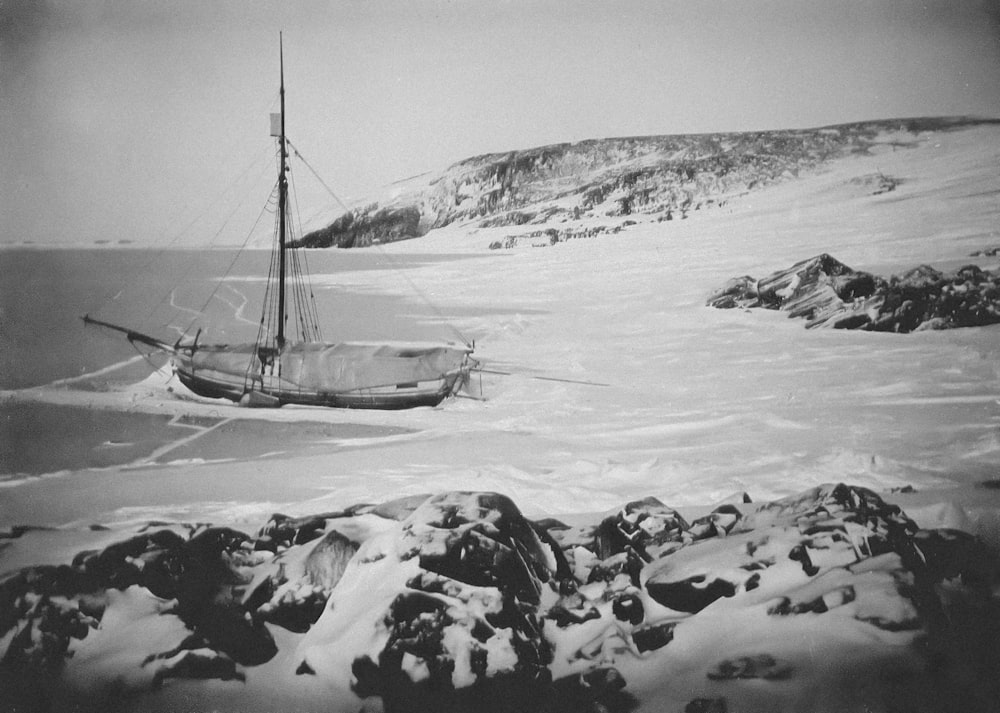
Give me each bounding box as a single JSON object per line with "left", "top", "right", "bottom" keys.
{"left": 276, "top": 32, "right": 288, "bottom": 348}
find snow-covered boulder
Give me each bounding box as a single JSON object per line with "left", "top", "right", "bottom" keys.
{"left": 2, "top": 485, "right": 999, "bottom": 712}
{"left": 708, "top": 255, "right": 1000, "bottom": 332}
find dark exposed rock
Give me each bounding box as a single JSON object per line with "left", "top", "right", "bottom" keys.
{"left": 1, "top": 523, "right": 277, "bottom": 680}
{"left": 767, "top": 585, "right": 857, "bottom": 616}
{"left": 705, "top": 276, "right": 759, "bottom": 309}
{"left": 970, "top": 246, "right": 1000, "bottom": 257}
{"left": 686, "top": 698, "right": 728, "bottom": 713}
{"left": 489, "top": 223, "right": 637, "bottom": 250}
{"left": 150, "top": 648, "right": 245, "bottom": 689}
{"left": 585, "top": 550, "right": 644, "bottom": 586}
{"left": 0, "top": 525, "right": 57, "bottom": 540}
{"left": 907, "top": 528, "right": 999, "bottom": 591}
{"left": 708, "top": 254, "right": 1000, "bottom": 332}
{"left": 256, "top": 510, "right": 350, "bottom": 550}
{"left": 593, "top": 497, "right": 689, "bottom": 562}
{"left": 77, "top": 529, "right": 188, "bottom": 597}
{"left": 687, "top": 504, "right": 742, "bottom": 540}
{"left": 548, "top": 667, "right": 635, "bottom": 713}
{"left": 297, "top": 205, "right": 423, "bottom": 248}
{"left": 756, "top": 253, "right": 859, "bottom": 307}
{"left": 850, "top": 171, "right": 902, "bottom": 195}
{"left": 353, "top": 662, "right": 635, "bottom": 713}
{"left": 548, "top": 603, "right": 602, "bottom": 627}
{"left": 1, "top": 592, "right": 98, "bottom": 674}
{"left": 248, "top": 577, "right": 325, "bottom": 634}
{"left": 631, "top": 620, "right": 676, "bottom": 652}
{"left": 346, "top": 493, "right": 561, "bottom": 709}
{"left": 645, "top": 575, "right": 738, "bottom": 613}
{"left": 788, "top": 543, "right": 820, "bottom": 576}
{"left": 533, "top": 517, "right": 571, "bottom": 532}
{"left": 707, "top": 654, "right": 793, "bottom": 680}
{"left": 612, "top": 592, "right": 645, "bottom": 625}
{"left": 409, "top": 492, "right": 560, "bottom": 603}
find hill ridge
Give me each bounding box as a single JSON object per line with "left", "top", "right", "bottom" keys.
{"left": 298, "top": 116, "right": 1000, "bottom": 249}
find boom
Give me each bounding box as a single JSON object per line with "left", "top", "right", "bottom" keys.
{"left": 81, "top": 315, "right": 178, "bottom": 354}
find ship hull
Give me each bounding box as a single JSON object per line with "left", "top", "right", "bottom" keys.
{"left": 176, "top": 367, "right": 466, "bottom": 409}
{"left": 173, "top": 340, "right": 473, "bottom": 410}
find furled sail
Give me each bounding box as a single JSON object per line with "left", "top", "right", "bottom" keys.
{"left": 175, "top": 342, "right": 471, "bottom": 399}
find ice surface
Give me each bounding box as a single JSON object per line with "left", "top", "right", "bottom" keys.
{"left": 2, "top": 125, "right": 1000, "bottom": 711}
{"left": 4, "top": 125, "right": 999, "bottom": 535}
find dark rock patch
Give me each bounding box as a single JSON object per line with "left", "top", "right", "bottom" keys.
{"left": 347, "top": 493, "right": 560, "bottom": 709}
{"left": 970, "top": 246, "right": 1000, "bottom": 257}
{"left": 297, "top": 205, "right": 423, "bottom": 248}
{"left": 686, "top": 698, "right": 728, "bottom": 713}
{"left": 631, "top": 620, "right": 677, "bottom": 652}
{"left": 1, "top": 523, "right": 279, "bottom": 681}
{"left": 646, "top": 575, "right": 738, "bottom": 613}
{"left": 707, "top": 654, "right": 793, "bottom": 680}
{"left": 708, "top": 254, "right": 1000, "bottom": 332}
{"left": 593, "top": 497, "right": 689, "bottom": 562}
{"left": 256, "top": 510, "right": 353, "bottom": 550}
{"left": 612, "top": 592, "right": 645, "bottom": 625}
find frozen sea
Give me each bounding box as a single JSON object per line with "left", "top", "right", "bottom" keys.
{"left": 0, "top": 247, "right": 479, "bottom": 480}
{"left": 2, "top": 124, "right": 1000, "bottom": 545}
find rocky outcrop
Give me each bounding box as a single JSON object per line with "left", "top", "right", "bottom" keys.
{"left": 2, "top": 485, "right": 999, "bottom": 712}
{"left": 707, "top": 254, "right": 1000, "bottom": 332}
{"left": 487, "top": 222, "right": 639, "bottom": 250}
{"left": 318, "top": 492, "right": 575, "bottom": 713}
{"left": 296, "top": 205, "right": 423, "bottom": 249}
{"left": 298, "top": 117, "right": 998, "bottom": 248}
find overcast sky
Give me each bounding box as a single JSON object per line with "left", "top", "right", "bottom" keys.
{"left": 2, "top": 0, "right": 999, "bottom": 246}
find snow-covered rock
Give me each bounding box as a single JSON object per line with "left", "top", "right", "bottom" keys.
{"left": 2, "top": 485, "right": 999, "bottom": 712}
{"left": 708, "top": 254, "right": 1000, "bottom": 332}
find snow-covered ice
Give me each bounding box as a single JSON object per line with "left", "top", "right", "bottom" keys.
{"left": 2, "top": 123, "right": 1000, "bottom": 712}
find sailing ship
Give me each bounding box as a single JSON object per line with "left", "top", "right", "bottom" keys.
{"left": 85, "top": 37, "right": 476, "bottom": 410}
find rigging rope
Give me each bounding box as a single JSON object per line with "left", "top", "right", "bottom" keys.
{"left": 287, "top": 166, "right": 323, "bottom": 341}
{"left": 244, "top": 191, "right": 283, "bottom": 392}
{"left": 88, "top": 142, "right": 274, "bottom": 326}
{"left": 375, "top": 248, "right": 472, "bottom": 347}
{"left": 184, "top": 176, "right": 279, "bottom": 339}
{"left": 287, "top": 140, "right": 350, "bottom": 212}
{"left": 286, "top": 139, "right": 471, "bottom": 348}
{"left": 151, "top": 152, "right": 275, "bottom": 335}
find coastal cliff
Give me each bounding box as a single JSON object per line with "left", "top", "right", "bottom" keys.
{"left": 297, "top": 117, "right": 997, "bottom": 248}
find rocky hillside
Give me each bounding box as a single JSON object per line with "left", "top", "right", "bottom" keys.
{"left": 297, "top": 117, "right": 997, "bottom": 249}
